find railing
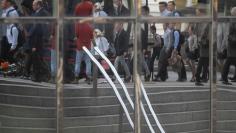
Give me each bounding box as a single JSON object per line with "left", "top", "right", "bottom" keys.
{"left": 82, "top": 47, "right": 134, "bottom": 129}
{"left": 94, "top": 47, "right": 165, "bottom": 133}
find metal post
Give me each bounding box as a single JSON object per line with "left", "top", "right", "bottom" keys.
{"left": 134, "top": 0, "right": 142, "bottom": 133}
{"left": 210, "top": 0, "right": 217, "bottom": 133}
{"left": 119, "top": 104, "right": 124, "bottom": 133}
{"left": 92, "top": 55, "right": 98, "bottom": 96}
{"left": 56, "top": 0, "right": 64, "bottom": 133}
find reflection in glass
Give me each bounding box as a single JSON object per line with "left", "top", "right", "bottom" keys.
{"left": 65, "top": 0, "right": 134, "bottom": 16}
{"left": 142, "top": 0, "right": 211, "bottom": 16}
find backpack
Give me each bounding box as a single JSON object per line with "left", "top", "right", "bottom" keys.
{"left": 172, "top": 10, "right": 183, "bottom": 17}
{"left": 173, "top": 30, "right": 185, "bottom": 51}
{"left": 10, "top": 25, "right": 26, "bottom": 49}
{"left": 6, "top": 8, "right": 23, "bottom": 17}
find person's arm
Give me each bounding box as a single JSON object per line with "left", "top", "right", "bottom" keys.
{"left": 173, "top": 31, "right": 180, "bottom": 49}
{"left": 10, "top": 27, "right": 19, "bottom": 50}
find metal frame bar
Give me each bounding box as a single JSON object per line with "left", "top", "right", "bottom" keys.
{"left": 211, "top": 1, "right": 218, "bottom": 133}
{"left": 56, "top": 0, "right": 64, "bottom": 133}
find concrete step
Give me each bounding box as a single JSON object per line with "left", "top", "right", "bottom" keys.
{"left": 0, "top": 127, "right": 55, "bottom": 133}
{"left": 216, "top": 120, "right": 236, "bottom": 131}
{"left": 0, "top": 82, "right": 208, "bottom": 97}
{"left": 0, "top": 90, "right": 209, "bottom": 107}
{"left": 0, "top": 115, "right": 55, "bottom": 128}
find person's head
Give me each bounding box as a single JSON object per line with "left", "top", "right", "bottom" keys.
{"left": 167, "top": 1, "right": 175, "bottom": 12}
{"left": 113, "top": 0, "right": 122, "bottom": 8}
{"left": 159, "top": 1, "right": 167, "bottom": 13}
{"left": 94, "top": 29, "right": 102, "bottom": 38}
{"left": 32, "top": 0, "right": 43, "bottom": 11}
{"left": 150, "top": 25, "right": 156, "bottom": 34}
{"left": 114, "top": 22, "right": 124, "bottom": 32}
{"left": 195, "top": 8, "right": 206, "bottom": 16}
{"left": 168, "top": 23, "right": 175, "bottom": 29}
{"left": 1, "top": 0, "right": 14, "bottom": 9}
{"left": 231, "top": 7, "right": 236, "bottom": 16}
{"left": 142, "top": 5, "right": 149, "bottom": 16}
{"left": 94, "top": 2, "right": 102, "bottom": 12}
{"left": 196, "top": 4, "right": 207, "bottom": 16}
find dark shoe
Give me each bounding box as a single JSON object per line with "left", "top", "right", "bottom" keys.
{"left": 153, "top": 77, "right": 162, "bottom": 82}
{"left": 195, "top": 82, "right": 204, "bottom": 86}
{"left": 231, "top": 79, "right": 236, "bottom": 82}
{"left": 31, "top": 78, "right": 41, "bottom": 82}
{"left": 124, "top": 77, "right": 131, "bottom": 83}
{"left": 229, "top": 77, "right": 236, "bottom": 81}
{"left": 222, "top": 81, "right": 232, "bottom": 85}
{"left": 85, "top": 78, "right": 91, "bottom": 85}
{"left": 145, "top": 74, "right": 151, "bottom": 82}
{"left": 201, "top": 78, "right": 208, "bottom": 83}
{"left": 71, "top": 77, "right": 79, "bottom": 84}
{"left": 176, "top": 78, "right": 187, "bottom": 82}
{"left": 48, "top": 78, "right": 55, "bottom": 83}
{"left": 190, "top": 78, "right": 195, "bottom": 82}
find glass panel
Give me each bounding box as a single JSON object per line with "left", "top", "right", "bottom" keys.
{"left": 139, "top": 21, "right": 211, "bottom": 132}
{"left": 218, "top": 0, "right": 236, "bottom": 16}
{"left": 216, "top": 21, "right": 236, "bottom": 133}
{"left": 141, "top": 0, "right": 211, "bottom": 17}
{"left": 65, "top": 0, "right": 136, "bottom": 16}
{"left": 63, "top": 20, "right": 135, "bottom": 132}
{"left": 0, "top": 22, "right": 57, "bottom": 132}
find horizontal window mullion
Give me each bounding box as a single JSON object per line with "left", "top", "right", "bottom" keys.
{"left": 218, "top": 16, "right": 236, "bottom": 22}
{"left": 0, "top": 17, "right": 57, "bottom": 23}
{"left": 140, "top": 16, "right": 212, "bottom": 23}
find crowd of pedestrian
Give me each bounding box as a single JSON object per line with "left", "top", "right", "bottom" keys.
{"left": 0, "top": 0, "right": 235, "bottom": 86}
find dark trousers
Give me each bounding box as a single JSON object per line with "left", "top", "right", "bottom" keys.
{"left": 31, "top": 51, "right": 45, "bottom": 81}
{"left": 222, "top": 57, "right": 236, "bottom": 82}
{"left": 156, "top": 48, "right": 170, "bottom": 81}
{"left": 0, "top": 36, "right": 16, "bottom": 63}
{"left": 178, "top": 57, "right": 187, "bottom": 80}
{"left": 195, "top": 57, "right": 209, "bottom": 82}
{"left": 23, "top": 50, "right": 33, "bottom": 77}
{"left": 149, "top": 47, "right": 161, "bottom": 73}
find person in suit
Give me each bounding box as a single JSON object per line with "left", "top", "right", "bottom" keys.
{"left": 221, "top": 7, "right": 236, "bottom": 85}
{"left": 112, "top": 0, "right": 129, "bottom": 16}
{"left": 0, "top": 0, "right": 19, "bottom": 63}
{"left": 154, "top": 23, "right": 174, "bottom": 82}
{"left": 26, "top": 0, "right": 49, "bottom": 82}
{"left": 195, "top": 7, "right": 210, "bottom": 86}
{"left": 113, "top": 22, "right": 131, "bottom": 82}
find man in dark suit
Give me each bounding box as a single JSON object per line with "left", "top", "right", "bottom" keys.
{"left": 221, "top": 7, "right": 236, "bottom": 85}
{"left": 113, "top": 0, "right": 130, "bottom": 16}
{"left": 26, "top": 0, "right": 49, "bottom": 82}
{"left": 113, "top": 22, "right": 131, "bottom": 82}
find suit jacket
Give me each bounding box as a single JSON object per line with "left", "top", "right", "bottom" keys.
{"left": 196, "top": 23, "right": 210, "bottom": 57}
{"left": 114, "top": 29, "right": 129, "bottom": 56}
{"left": 115, "top": 5, "right": 130, "bottom": 16}
{"left": 28, "top": 8, "right": 49, "bottom": 50}
{"left": 227, "top": 23, "right": 236, "bottom": 57}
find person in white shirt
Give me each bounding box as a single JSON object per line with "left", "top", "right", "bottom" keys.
{"left": 158, "top": 1, "right": 171, "bottom": 17}
{"left": 92, "top": 29, "right": 109, "bottom": 56}
{"left": 1, "top": 0, "right": 19, "bottom": 63}
{"left": 93, "top": 2, "right": 108, "bottom": 32}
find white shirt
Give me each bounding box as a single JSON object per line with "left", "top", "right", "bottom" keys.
{"left": 94, "top": 36, "right": 109, "bottom": 55}
{"left": 161, "top": 9, "right": 171, "bottom": 16}
{"left": 2, "top": 6, "right": 19, "bottom": 49}
{"left": 7, "top": 25, "right": 19, "bottom": 49}
{"left": 93, "top": 10, "right": 108, "bottom": 17}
